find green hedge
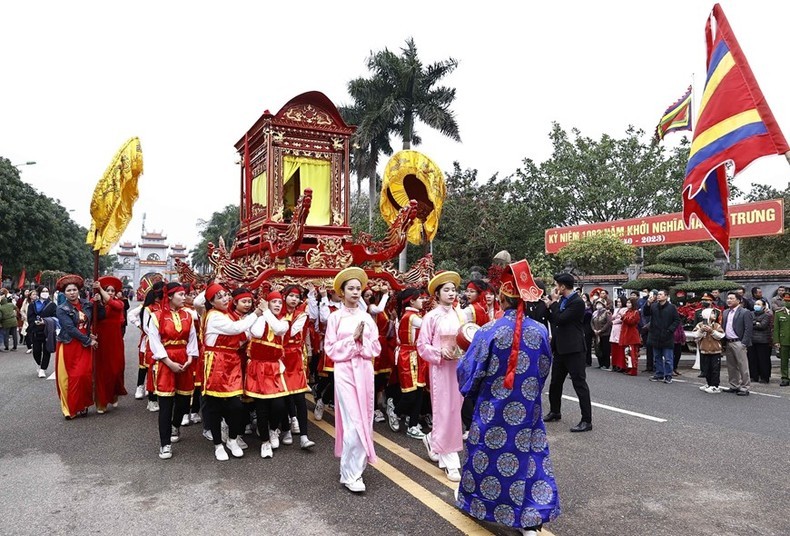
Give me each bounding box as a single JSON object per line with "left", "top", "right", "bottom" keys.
{"left": 671, "top": 279, "right": 741, "bottom": 293}
{"left": 642, "top": 264, "right": 690, "bottom": 277}
{"left": 622, "top": 278, "right": 673, "bottom": 291}
{"left": 657, "top": 246, "right": 715, "bottom": 265}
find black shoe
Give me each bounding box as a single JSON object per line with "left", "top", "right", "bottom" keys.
{"left": 736, "top": 390, "right": 750, "bottom": 396}
{"left": 723, "top": 387, "right": 739, "bottom": 393}
{"left": 649, "top": 376, "right": 663, "bottom": 382}
{"left": 697, "top": 373, "right": 706, "bottom": 377}
{"left": 570, "top": 421, "right": 592, "bottom": 433}
{"left": 543, "top": 412, "right": 562, "bottom": 422}
{"left": 781, "top": 380, "right": 789, "bottom": 387}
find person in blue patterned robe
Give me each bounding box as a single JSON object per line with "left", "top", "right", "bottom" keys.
{"left": 456, "top": 264, "right": 561, "bottom": 535}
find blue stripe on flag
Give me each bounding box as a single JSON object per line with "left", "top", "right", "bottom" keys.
{"left": 686, "top": 121, "right": 768, "bottom": 175}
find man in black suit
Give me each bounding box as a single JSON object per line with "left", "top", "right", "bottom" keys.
{"left": 721, "top": 292, "right": 754, "bottom": 395}
{"left": 544, "top": 273, "right": 593, "bottom": 432}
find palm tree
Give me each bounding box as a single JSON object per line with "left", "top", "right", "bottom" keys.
{"left": 338, "top": 101, "right": 395, "bottom": 231}
{"left": 348, "top": 37, "right": 461, "bottom": 269}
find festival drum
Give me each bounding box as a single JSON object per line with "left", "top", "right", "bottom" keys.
{"left": 456, "top": 323, "right": 480, "bottom": 352}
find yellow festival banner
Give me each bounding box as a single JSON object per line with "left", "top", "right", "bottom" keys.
{"left": 86, "top": 137, "right": 143, "bottom": 255}
{"left": 380, "top": 150, "right": 446, "bottom": 245}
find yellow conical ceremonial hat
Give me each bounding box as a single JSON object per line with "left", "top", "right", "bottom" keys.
{"left": 333, "top": 267, "right": 368, "bottom": 295}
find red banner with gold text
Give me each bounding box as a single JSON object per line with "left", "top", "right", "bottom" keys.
{"left": 545, "top": 199, "right": 784, "bottom": 254}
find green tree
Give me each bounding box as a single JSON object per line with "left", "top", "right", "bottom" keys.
{"left": 347, "top": 38, "right": 461, "bottom": 269}
{"left": 538, "top": 124, "right": 688, "bottom": 225}
{"left": 737, "top": 183, "right": 790, "bottom": 269}
{"left": 557, "top": 232, "right": 635, "bottom": 275}
{"left": 190, "top": 204, "right": 240, "bottom": 273}
{"left": 0, "top": 157, "right": 94, "bottom": 280}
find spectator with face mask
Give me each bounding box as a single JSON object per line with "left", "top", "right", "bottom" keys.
{"left": 27, "top": 286, "right": 58, "bottom": 377}
{"left": 773, "top": 292, "right": 790, "bottom": 387}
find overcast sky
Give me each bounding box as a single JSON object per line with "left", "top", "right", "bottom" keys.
{"left": 3, "top": 1, "right": 789, "bottom": 256}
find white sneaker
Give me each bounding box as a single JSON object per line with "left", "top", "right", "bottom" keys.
{"left": 158, "top": 445, "right": 172, "bottom": 460}
{"left": 422, "top": 433, "right": 440, "bottom": 462}
{"left": 236, "top": 436, "right": 248, "bottom": 450}
{"left": 291, "top": 416, "right": 301, "bottom": 434}
{"left": 189, "top": 412, "right": 202, "bottom": 424}
{"left": 406, "top": 425, "right": 426, "bottom": 440}
{"left": 37, "top": 369, "right": 46, "bottom": 378}
{"left": 314, "top": 400, "right": 325, "bottom": 421}
{"left": 260, "top": 442, "right": 273, "bottom": 459}
{"left": 214, "top": 444, "right": 229, "bottom": 461}
{"left": 110, "top": 402, "right": 119, "bottom": 409}
{"left": 226, "top": 438, "right": 244, "bottom": 458}
{"left": 699, "top": 384, "right": 709, "bottom": 391}
{"left": 445, "top": 468, "right": 461, "bottom": 482}
{"left": 374, "top": 409, "right": 386, "bottom": 423}
{"left": 135, "top": 385, "right": 145, "bottom": 399}
{"left": 202, "top": 429, "right": 213, "bottom": 441}
{"left": 520, "top": 530, "right": 539, "bottom": 536}
{"left": 344, "top": 477, "right": 366, "bottom": 493}
{"left": 170, "top": 426, "right": 180, "bottom": 443}
{"left": 147, "top": 401, "right": 159, "bottom": 412}
{"left": 300, "top": 435, "right": 315, "bottom": 449}
{"left": 386, "top": 398, "right": 400, "bottom": 432}
{"left": 269, "top": 429, "right": 280, "bottom": 449}
{"left": 462, "top": 430, "right": 469, "bottom": 441}
{"left": 220, "top": 420, "right": 229, "bottom": 443}
{"left": 26, "top": 348, "right": 33, "bottom": 354}
{"left": 705, "top": 385, "right": 722, "bottom": 394}
{"left": 282, "top": 430, "right": 293, "bottom": 445}
{"left": 181, "top": 414, "right": 191, "bottom": 427}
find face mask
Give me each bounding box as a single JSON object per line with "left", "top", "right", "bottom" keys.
{"left": 701, "top": 301, "right": 710, "bottom": 307}
{"left": 40, "top": 292, "right": 50, "bottom": 300}
{"left": 754, "top": 306, "right": 763, "bottom": 312}
{"left": 596, "top": 305, "right": 604, "bottom": 310}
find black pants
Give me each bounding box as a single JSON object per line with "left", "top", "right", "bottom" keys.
{"left": 584, "top": 330, "right": 593, "bottom": 366}
{"left": 158, "top": 394, "right": 190, "bottom": 447}
{"left": 597, "top": 337, "right": 611, "bottom": 368}
{"left": 701, "top": 353, "right": 721, "bottom": 387}
{"left": 137, "top": 368, "right": 147, "bottom": 387}
{"left": 203, "top": 395, "right": 243, "bottom": 445}
{"left": 548, "top": 350, "right": 592, "bottom": 423}
{"left": 255, "top": 397, "right": 286, "bottom": 441}
{"left": 32, "top": 338, "right": 51, "bottom": 370}
{"left": 190, "top": 387, "right": 201, "bottom": 413}
{"left": 748, "top": 343, "right": 772, "bottom": 382}
{"left": 395, "top": 388, "right": 424, "bottom": 428}
{"left": 290, "top": 392, "right": 308, "bottom": 436}
{"left": 673, "top": 343, "right": 683, "bottom": 371}
{"left": 461, "top": 395, "right": 475, "bottom": 430}
{"left": 316, "top": 373, "right": 334, "bottom": 404}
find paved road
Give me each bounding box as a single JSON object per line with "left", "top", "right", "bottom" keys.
{"left": 1, "top": 326, "right": 789, "bottom": 536}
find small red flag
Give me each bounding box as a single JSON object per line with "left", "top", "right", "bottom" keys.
{"left": 17, "top": 268, "right": 26, "bottom": 289}
{"left": 34, "top": 271, "right": 42, "bottom": 284}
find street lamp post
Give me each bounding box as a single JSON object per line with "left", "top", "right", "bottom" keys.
{"left": 13, "top": 161, "right": 37, "bottom": 169}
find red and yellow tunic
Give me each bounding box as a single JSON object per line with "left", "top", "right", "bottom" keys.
{"left": 245, "top": 320, "right": 288, "bottom": 399}
{"left": 317, "top": 303, "right": 341, "bottom": 375}
{"left": 203, "top": 310, "right": 252, "bottom": 398}
{"left": 151, "top": 308, "right": 195, "bottom": 397}
{"left": 373, "top": 309, "right": 395, "bottom": 375}
{"left": 468, "top": 301, "right": 490, "bottom": 328}
{"left": 55, "top": 301, "right": 94, "bottom": 418}
{"left": 94, "top": 297, "right": 127, "bottom": 409}
{"left": 283, "top": 307, "right": 309, "bottom": 394}
{"left": 182, "top": 306, "right": 204, "bottom": 388}
{"left": 142, "top": 302, "right": 162, "bottom": 393}
{"left": 397, "top": 308, "right": 427, "bottom": 392}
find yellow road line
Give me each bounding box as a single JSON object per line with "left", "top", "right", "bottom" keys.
{"left": 308, "top": 413, "right": 493, "bottom": 536}
{"left": 307, "top": 396, "right": 557, "bottom": 535}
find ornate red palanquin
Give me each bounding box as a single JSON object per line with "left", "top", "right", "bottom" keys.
{"left": 186, "top": 91, "right": 434, "bottom": 292}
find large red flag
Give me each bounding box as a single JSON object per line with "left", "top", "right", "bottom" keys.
{"left": 683, "top": 4, "right": 789, "bottom": 259}
{"left": 17, "top": 268, "right": 26, "bottom": 289}
{"left": 34, "top": 271, "right": 42, "bottom": 284}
